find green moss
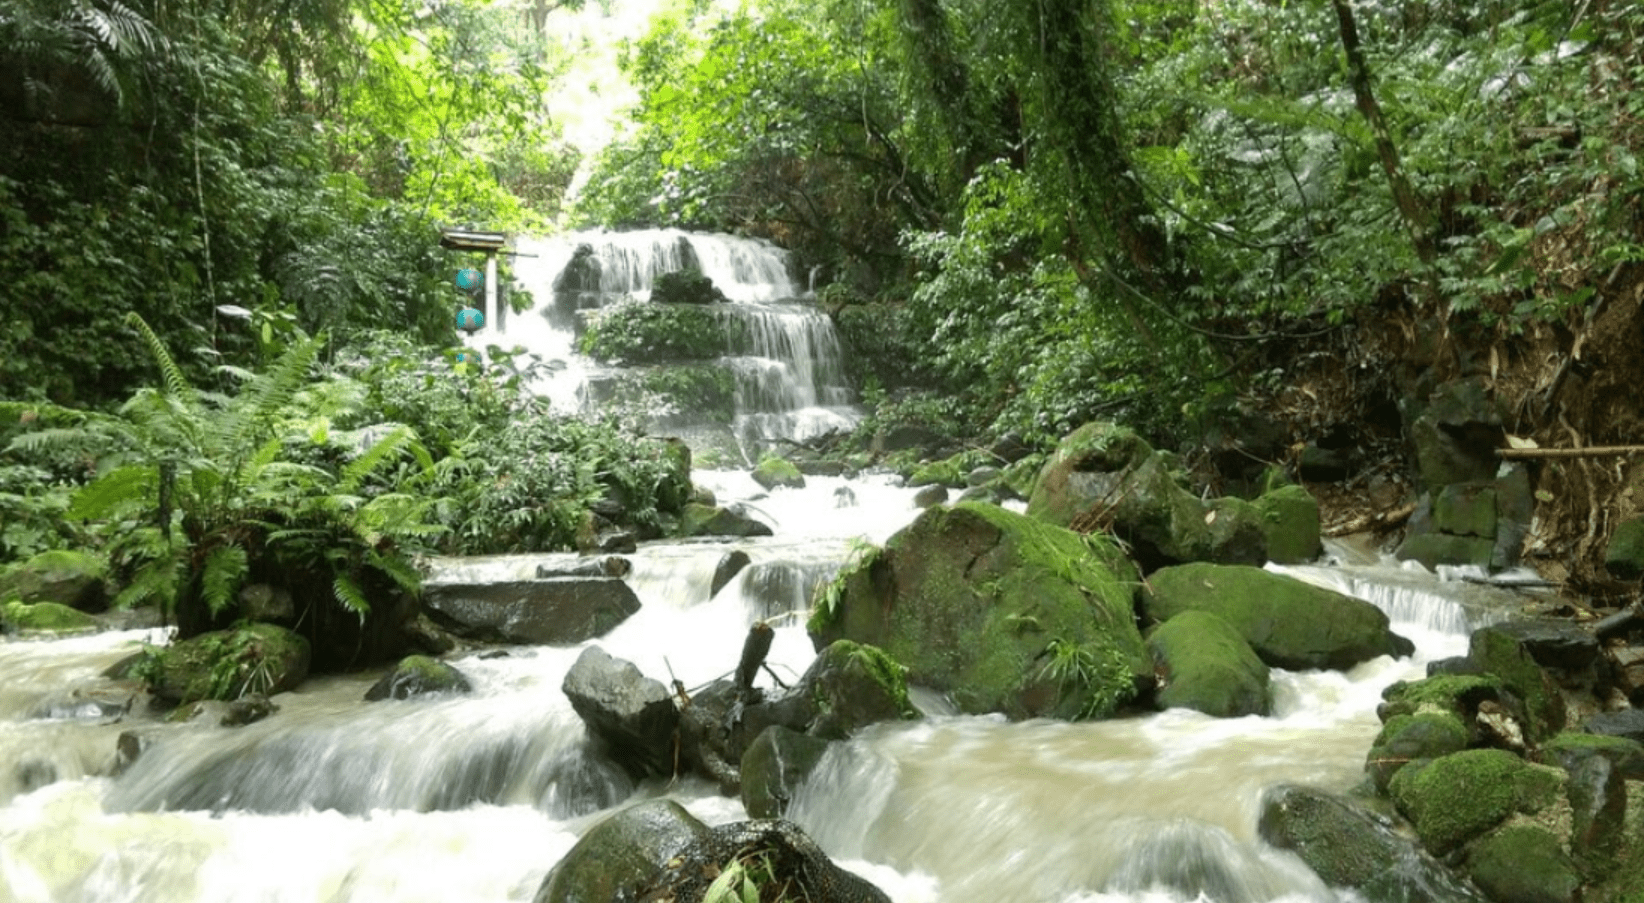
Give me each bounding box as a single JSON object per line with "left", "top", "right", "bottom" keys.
{"left": 1464, "top": 824, "right": 1581, "bottom": 903}
{"left": 807, "top": 544, "right": 881, "bottom": 635}
{"left": 1, "top": 599, "right": 98, "bottom": 633}
{"left": 1468, "top": 625, "right": 1567, "bottom": 741}
{"left": 752, "top": 456, "right": 805, "bottom": 490}
{"left": 1254, "top": 484, "right": 1322, "bottom": 564}
{"left": 1380, "top": 673, "right": 1508, "bottom": 721}
{"left": 1590, "top": 781, "right": 1644, "bottom": 903}
{"left": 1146, "top": 609, "right": 1270, "bottom": 717}
{"left": 1389, "top": 749, "right": 1565, "bottom": 855}
{"left": 151, "top": 622, "right": 312, "bottom": 704}
{"left": 1366, "top": 711, "right": 1471, "bottom": 792}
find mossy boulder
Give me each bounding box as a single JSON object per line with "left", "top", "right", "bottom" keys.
{"left": 1605, "top": 517, "right": 1644, "bottom": 581}
{"left": 2, "top": 599, "right": 99, "bottom": 634}
{"left": 1254, "top": 484, "right": 1322, "bottom": 564}
{"left": 0, "top": 549, "right": 109, "bottom": 611}
{"left": 1142, "top": 562, "right": 1408, "bottom": 671}
{"left": 1535, "top": 731, "right": 1644, "bottom": 781}
{"left": 1366, "top": 712, "right": 1472, "bottom": 793}
{"left": 808, "top": 501, "right": 1150, "bottom": 720}
{"left": 801, "top": 640, "right": 918, "bottom": 739}
{"left": 1379, "top": 673, "right": 1511, "bottom": 723}
{"left": 1026, "top": 422, "right": 1267, "bottom": 569}
{"left": 1464, "top": 824, "right": 1581, "bottom": 903}
{"left": 680, "top": 503, "right": 774, "bottom": 537}
{"left": 1434, "top": 484, "right": 1498, "bottom": 538}
{"left": 1258, "top": 784, "right": 1487, "bottom": 903}
{"left": 534, "top": 799, "right": 707, "bottom": 903}
{"left": 145, "top": 622, "right": 312, "bottom": 705}
{"left": 1389, "top": 749, "right": 1565, "bottom": 855}
{"left": 651, "top": 268, "right": 728, "bottom": 305}
{"left": 363, "top": 655, "right": 473, "bottom": 701}
{"left": 1468, "top": 623, "right": 1568, "bottom": 742}
{"left": 1395, "top": 532, "right": 1498, "bottom": 570}
{"left": 752, "top": 456, "right": 806, "bottom": 491}
{"left": 1146, "top": 610, "right": 1270, "bottom": 717}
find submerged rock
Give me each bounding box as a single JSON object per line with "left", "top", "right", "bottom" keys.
{"left": 146, "top": 622, "right": 311, "bottom": 705}
{"left": 808, "top": 501, "right": 1151, "bottom": 720}
{"left": 679, "top": 502, "right": 774, "bottom": 538}
{"left": 741, "top": 726, "right": 833, "bottom": 819}
{"left": 1142, "top": 563, "right": 1410, "bottom": 671}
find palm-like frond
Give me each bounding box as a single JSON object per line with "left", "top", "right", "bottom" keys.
{"left": 200, "top": 544, "right": 249, "bottom": 615}
{"left": 125, "top": 313, "right": 199, "bottom": 408}
{"left": 332, "top": 574, "right": 370, "bottom": 621}
{"left": 68, "top": 464, "right": 156, "bottom": 520}
{"left": 338, "top": 424, "right": 422, "bottom": 493}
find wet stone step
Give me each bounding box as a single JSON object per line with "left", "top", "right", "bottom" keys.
{"left": 423, "top": 578, "right": 641, "bottom": 645}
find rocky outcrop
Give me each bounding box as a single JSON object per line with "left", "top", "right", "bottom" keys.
{"left": 1388, "top": 748, "right": 1564, "bottom": 856}
{"left": 1146, "top": 610, "right": 1271, "bottom": 717}
{"left": 1142, "top": 563, "right": 1411, "bottom": 671}
{"left": 363, "top": 655, "right": 473, "bottom": 701}
{"left": 679, "top": 502, "right": 774, "bottom": 538}
{"left": 0, "top": 549, "right": 109, "bottom": 611}
{"left": 809, "top": 501, "right": 1151, "bottom": 720}
{"left": 424, "top": 577, "right": 640, "bottom": 645}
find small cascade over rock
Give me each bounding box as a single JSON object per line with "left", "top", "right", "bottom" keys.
{"left": 497, "top": 229, "right": 861, "bottom": 461}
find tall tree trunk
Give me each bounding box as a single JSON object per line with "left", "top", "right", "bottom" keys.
{"left": 1331, "top": 0, "right": 1437, "bottom": 272}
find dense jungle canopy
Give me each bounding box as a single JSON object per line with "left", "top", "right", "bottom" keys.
{"left": 2, "top": 0, "right": 1643, "bottom": 598}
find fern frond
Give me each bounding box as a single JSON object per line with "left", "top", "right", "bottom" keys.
{"left": 200, "top": 544, "right": 248, "bottom": 616}
{"left": 69, "top": 464, "right": 156, "bottom": 520}
{"left": 114, "top": 554, "right": 181, "bottom": 612}
{"left": 225, "top": 336, "right": 324, "bottom": 450}
{"left": 332, "top": 574, "right": 371, "bottom": 621}
{"left": 339, "top": 424, "right": 417, "bottom": 493}
{"left": 367, "top": 549, "right": 424, "bottom": 595}
{"left": 124, "top": 313, "right": 199, "bottom": 408}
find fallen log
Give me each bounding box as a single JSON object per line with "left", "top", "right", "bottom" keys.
{"left": 1324, "top": 502, "right": 1417, "bottom": 538}
{"left": 1498, "top": 445, "right": 1644, "bottom": 459}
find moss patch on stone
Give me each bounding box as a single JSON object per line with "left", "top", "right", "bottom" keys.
{"left": 146, "top": 622, "right": 312, "bottom": 705}
{"left": 2, "top": 599, "right": 98, "bottom": 634}
{"left": 1366, "top": 711, "right": 1472, "bottom": 792}
{"left": 1389, "top": 748, "right": 1565, "bottom": 855}
{"left": 1254, "top": 484, "right": 1322, "bottom": 564}
{"left": 1380, "top": 673, "right": 1508, "bottom": 722}
{"left": 1468, "top": 624, "right": 1567, "bottom": 742}
{"left": 752, "top": 456, "right": 805, "bottom": 491}
{"left": 1464, "top": 824, "right": 1581, "bottom": 903}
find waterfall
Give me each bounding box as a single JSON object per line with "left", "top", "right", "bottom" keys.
{"left": 486, "top": 229, "right": 861, "bottom": 458}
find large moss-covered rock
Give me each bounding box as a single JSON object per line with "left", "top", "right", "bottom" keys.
{"left": 1146, "top": 610, "right": 1270, "bottom": 717}
{"left": 0, "top": 549, "right": 109, "bottom": 611}
{"left": 1463, "top": 824, "right": 1581, "bottom": 903}
{"left": 1535, "top": 731, "right": 1644, "bottom": 781}
{"left": 1434, "top": 484, "right": 1498, "bottom": 538}
{"left": 1379, "top": 674, "right": 1512, "bottom": 723}
{"left": 1388, "top": 749, "right": 1564, "bottom": 855}
{"left": 1258, "top": 784, "right": 1487, "bottom": 903}
{"left": 534, "top": 799, "right": 707, "bottom": 903}
{"left": 800, "top": 640, "right": 918, "bottom": 739}
{"left": 808, "top": 502, "right": 1150, "bottom": 720}
{"left": 146, "top": 622, "right": 311, "bottom": 705}
{"left": 1255, "top": 484, "right": 1322, "bottom": 564}
{"left": 2, "top": 599, "right": 99, "bottom": 634}
{"left": 1605, "top": 517, "right": 1644, "bottom": 581}
{"left": 680, "top": 503, "right": 774, "bottom": 538}
{"left": 1142, "top": 563, "right": 1407, "bottom": 671}
{"left": 752, "top": 456, "right": 806, "bottom": 491}
{"left": 363, "top": 655, "right": 473, "bottom": 701}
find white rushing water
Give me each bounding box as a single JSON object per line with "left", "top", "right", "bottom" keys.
{"left": 0, "top": 462, "right": 1540, "bottom": 903}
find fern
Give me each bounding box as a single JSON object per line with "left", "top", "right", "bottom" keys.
{"left": 124, "top": 313, "right": 198, "bottom": 408}
{"left": 200, "top": 544, "right": 249, "bottom": 615}
{"left": 332, "top": 574, "right": 370, "bottom": 621}
{"left": 69, "top": 464, "right": 156, "bottom": 520}
{"left": 338, "top": 424, "right": 418, "bottom": 493}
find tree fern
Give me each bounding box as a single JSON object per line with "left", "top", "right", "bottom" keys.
{"left": 68, "top": 464, "right": 156, "bottom": 520}
{"left": 200, "top": 544, "right": 249, "bottom": 615}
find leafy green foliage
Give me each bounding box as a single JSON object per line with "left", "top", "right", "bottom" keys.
{"left": 579, "top": 299, "right": 731, "bottom": 363}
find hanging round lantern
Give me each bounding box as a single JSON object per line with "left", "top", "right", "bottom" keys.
{"left": 453, "top": 350, "right": 479, "bottom": 366}
{"left": 454, "top": 268, "right": 484, "bottom": 292}
{"left": 455, "top": 307, "right": 485, "bottom": 334}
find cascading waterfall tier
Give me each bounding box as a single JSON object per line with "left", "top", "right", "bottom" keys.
{"left": 489, "top": 229, "right": 861, "bottom": 458}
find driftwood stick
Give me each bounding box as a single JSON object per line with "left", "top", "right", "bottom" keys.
{"left": 1324, "top": 502, "right": 1416, "bottom": 538}
{"left": 1498, "top": 445, "right": 1644, "bottom": 460}
{"left": 736, "top": 622, "right": 774, "bottom": 696}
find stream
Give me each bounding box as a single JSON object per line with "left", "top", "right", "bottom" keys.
{"left": 0, "top": 231, "right": 1545, "bottom": 902}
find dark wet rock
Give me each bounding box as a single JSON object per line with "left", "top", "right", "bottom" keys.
{"left": 873, "top": 424, "right": 949, "bottom": 455}
{"left": 791, "top": 640, "right": 918, "bottom": 740}
{"left": 148, "top": 623, "right": 311, "bottom": 705}
{"left": 1467, "top": 623, "right": 1570, "bottom": 742}
{"left": 741, "top": 725, "right": 834, "bottom": 819}
{"left": 651, "top": 268, "right": 728, "bottom": 305}
{"left": 1298, "top": 444, "right": 1349, "bottom": 483}
{"left": 1258, "top": 784, "right": 1486, "bottom": 903}
{"left": 1535, "top": 730, "right": 1644, "bottom": 780}
{"left": 424, "top": 578, "right": 640, "bottom": 645}
{"left": 364, "top": 655, "right": 473, "bottom": 701}
{"left": 966, "top": 465, "right": 1002, "bottom": 487}
{"left": 402, "top": 613, "right": 458, "bottom": 655}
{"left": 1563, "top": 752, "right": 1627, "bottom": 873}
{"left": 809, "top": 502, "right": 1150, "bottom": 720}
{"left": 16, "top": 759, "right": 57, "bottom": 793}
{"left": 594, "top": 531, "right": 638, "bottom": 554}
{"left": 680, "top": 502, "right": 774, "bottom": 538}
{"left": 533, "top": 799, "right": 707, "bottom": 903}
{"left": 1463, "top": 824, "right": 1581, "bottom": 903}
{"left": 1593, "top": 604, "right": 1643, "bottom": 641}
{"left": 1143, "top": 563, "right": 1409, "bottom": 671}
{"left": 632, "top": 819, "right": 891, "bottom": 903}
{"left": 1395, "top": 533, "right": 1497, "bottom": 571}
{"left": 561, "top": 646, "right": 679, "bottom": 781}
{"left": 710, "top": 550, "right": 752, "bottom": 598}
{"left": 1433, "top": 484, "right": 1497, "bottom": 538}
{"left": 912, "top": 484, "right": 948, "bottom": 508}
{"left": 1427, "top": 656, "right": 1486, "bottom": 677}
{"left": 1582, "top": 707, "right": 1644, "bottom": 744}
{"left": 1146, "top": 610, "right": 1270, "bottom": 717}
{"left": 833, "top": 486, "right": 857, "bottom": 508}
{"left": 677, "top": 678, "right": 744, "bottom": 794}
{"left": 114, "top": 729, "right": 162, "bottom": 776}
{"left": 0, "top": 549, "right": 109, "bottom": 612}
{"left": 221, "top": 694, "right": 278, "bottom": 726}
{"left": 1388, "top": 749, "right": 1563, "bottom": 856}
{"left": 1408, "top": 377, "right": 1505, "bottom": 491}
{"left": 988, "top": 432, "right": 1035, "bottom": 464}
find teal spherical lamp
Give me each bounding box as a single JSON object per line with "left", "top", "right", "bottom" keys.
{"left": 454, "top": 268, "right": 484, "bottom": 292}
{"left": 455, "top": 307, "right": 484, "bottom": 334}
